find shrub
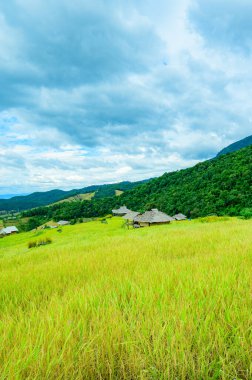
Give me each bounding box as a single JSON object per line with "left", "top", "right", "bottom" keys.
{"left": 45, "top": 237, "right": 52, "bottom": 244}
{"left": 240, "top": 208, "right": 252, "bottom": 220}
{"left": 37, "top": 237, "right": 52, "bottom": 246}
{"left": 28, "top": 241, "right": 37, "bottom": 249}
{"left": 28, "top": 237, "right": 52, "bottom": 248}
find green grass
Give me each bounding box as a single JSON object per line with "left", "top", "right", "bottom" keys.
{"left": 0, "top": 218, "right": 251, "bottom": 379}
{"left": 115, "top": 190, "right": 124, "bottom": 196}
{"left": 51, "top": 192, "right": 95, "bottom": 205}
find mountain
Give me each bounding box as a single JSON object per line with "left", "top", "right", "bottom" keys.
{"left": 0, "top": 180, "right": 149, "bottom": 212}
{"left": 0, "top": 193, "right": 28, "bottom": 199}
{"left": 217, "top": 135, "right": 252, "bottom": 156}
{"left": 24, "top": 145, "right": 252, "bottom": 223}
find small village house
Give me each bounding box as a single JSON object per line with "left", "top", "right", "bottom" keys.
{"left": 57, "top": 220, "right": 70, "bottom": 226}
{"left": 112, "top": 206, "right": 131, "bottom": 216}
{"left": 122, "top": 211, "right": 140, "bottom": 221}
{"left": 0, "top": 226, "right": 19, "bottom": 237}
{"left": 134, "top": 209, "right": 174, "bottom": 227}
{"left": 173, "top": 213, "right": 187, "bottom": 221}
{"left": 122, "top": 211, "right": 140, "bottom": 228}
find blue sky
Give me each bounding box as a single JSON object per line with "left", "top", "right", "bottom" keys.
{"left": 0, "top": 0, "right": 251, "bottom": 194}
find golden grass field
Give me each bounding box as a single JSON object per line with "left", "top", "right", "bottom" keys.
{"left": 0, "top": 217, "right": 251, "bottom": 379}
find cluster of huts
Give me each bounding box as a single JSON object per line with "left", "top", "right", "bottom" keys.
{"left": 0, "top": 226, "right": 19, "bottom": 237}
{"left": 112, "top": 206, "right": 187, "bottom": 228}
{"left": 0, "top": 220, "right": 70, "bottom": 236}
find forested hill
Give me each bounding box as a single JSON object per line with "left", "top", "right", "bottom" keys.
{"left": 24, "top": 145, "right": 252, "bottom": 224}
{"left": 0, "top": 180, "right": 149, "bottom": 212}
{"left": 217, "top": 135, "right": 252, "bottom": 156}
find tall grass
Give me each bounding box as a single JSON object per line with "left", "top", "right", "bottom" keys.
{"left": 0, "top": 218, "right": 251, "bottom": 379}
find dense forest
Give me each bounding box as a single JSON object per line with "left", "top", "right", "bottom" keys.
{"left": 22, "top": 145, "right": 252, "bottom": 228}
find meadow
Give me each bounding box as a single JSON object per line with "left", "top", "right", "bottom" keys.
{"left": 0, "top": 217, "right": 251, "bottom": 379}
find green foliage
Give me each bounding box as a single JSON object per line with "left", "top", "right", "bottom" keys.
{"left": 23, "top": 217, "right": 45, "bottom": 231}
{"left": 240, "top": 208, "right": 252, "bottom": 219}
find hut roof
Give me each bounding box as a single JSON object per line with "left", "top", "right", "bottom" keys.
{"left": 112, "top": 206, "right": 131, "bottom": 215}
{"left": 57, "top": 220, "right": 70, "bottom": 226}
{"left": 122, "top": 211, "right": 140, "bottom": 221}
{"left": 134, "top": 209, "right": 174, "bottom": 224}
{"left": 0, "top": 226, "right": 19, "bottom": 235}
{"left": 173, "top": 213, "right": 187, "bottom": 220}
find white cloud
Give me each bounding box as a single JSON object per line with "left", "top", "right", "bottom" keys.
{"left": 0, "top": 0, "right": 251, "bottom": 194}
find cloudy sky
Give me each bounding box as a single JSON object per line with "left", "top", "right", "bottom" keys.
{"left": 1, "top": 0, "right": 251, "bottom": 195}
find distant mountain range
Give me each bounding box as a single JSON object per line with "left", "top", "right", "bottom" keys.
{"left": 0, "top": 193, "right": 28, "bottom": 199}
{"left": 217, "top": 135, "right": 252, "bottom": 156}
{"left": 0, "top": 180, "right": 150, "bottom": 212}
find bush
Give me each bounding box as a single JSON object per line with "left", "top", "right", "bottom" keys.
{"left": 37, "top": 237, "right": 52, "bottom": 246}
{"left": 240, "top": 208, "right": 252, "bottom": 220}
{"left": 28, "top": 237, "right": 52, "bottom": 248}
{"left": 28, "top": 241, "right": 37, "bottom": 249}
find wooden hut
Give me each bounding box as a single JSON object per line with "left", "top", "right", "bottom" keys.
{"left": 122, "top": 211, "right": 140, "bottom": 221}
{"left": 112, "top": 206, "right": 131, "bottom": 216}
{"left": 0, "top": 226, "right": 19, "bottom": 236}
{"left": 57, "top": 220, "right": 70, "bottom": 226}
{"left": 122, "top": 211, "right": 140, "bottom": 228}
{"left": 134, "top": 209, "right": 174, "bottom": 227}
{"left": 173, "top": 213, "right": 187, "bottom": 221}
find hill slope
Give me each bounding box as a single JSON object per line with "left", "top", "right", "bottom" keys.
{"left": 217, "top": 135, "right": 252, "bottom": 156}
{"left": 0, "top": 218, "right": 251, "bottom": 378}
{"left": 0, "top": 180, "right": 149, "bottom": 212}
{"left": 24, "top": 145, "right": 252, "bottom": 222}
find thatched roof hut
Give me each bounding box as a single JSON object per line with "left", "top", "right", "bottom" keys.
{"left": 112, "top": 206, "right": 131, "bottom": 216}
{"left": 0, "top": 226, "right": 19, "bottom": 236}
{"left": 122, "top": 211, "right": 140, "bottom": 221}
{"left": 57, "top": 220, "right": 70, "bottom": 226}
{"left": 134, "top": 209, "right": 174, "bottom": 227}
{"left": 173, "top": 213, "right": 187, "bottom": 221}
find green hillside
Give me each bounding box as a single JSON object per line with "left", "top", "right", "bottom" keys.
{"left": 0, "top": 180, "right": 149, "bottom": 212}
{"left": 217, "top": 135, "right": 252, "bottom": 156}
{"left": 51, "top": 192, "right": 95, "bottom": 205}
{"left": 23, "top": 145, "right": 252, "bottom": 225}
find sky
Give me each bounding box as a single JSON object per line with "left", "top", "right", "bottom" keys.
{"left": 0, "top": 0, "right": 252, "bottom": 195}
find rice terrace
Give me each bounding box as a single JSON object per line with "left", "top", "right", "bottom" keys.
{"left": 0, "top": 216, "right": 251, "bottom": 379}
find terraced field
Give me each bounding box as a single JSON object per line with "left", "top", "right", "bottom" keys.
{"left": 0, "top": 217, "right": 251, "bottom": 379}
